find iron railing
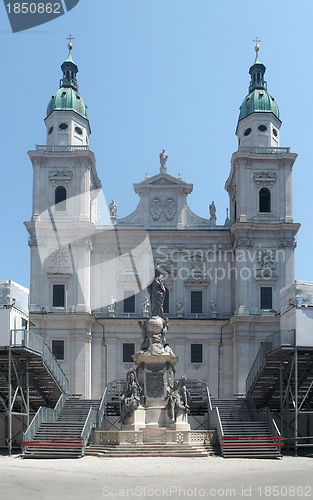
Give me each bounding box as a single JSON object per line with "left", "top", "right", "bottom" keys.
{"left": 246, "top": 330, "right": 295, "bottom": 395}
{"left": 97, "top": 387, "right": 108, "bottom": 428}
{"left": 207, "top": 388, "right": 224, "bottom": 445}
{"left": 247, "top": 393, "right": 283, "bottom": 451}
{"left": 11, "top": 329, "right": 68, "bottom": 393}
{"left": 36, "top": 145, "right": 89, "bottom": 152}
{"left": 81, "top": 407, "right": 98, "bottom": 454}
{"left": 23, "top": 392, "right": 68, "bottom": 447}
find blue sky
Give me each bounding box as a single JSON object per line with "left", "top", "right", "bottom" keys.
{"left": 0, "top": 0, "right": 312, "bottom": 288}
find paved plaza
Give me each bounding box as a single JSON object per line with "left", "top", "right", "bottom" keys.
{"left": 0, "top": 454, "right": 312, "bottom": 500}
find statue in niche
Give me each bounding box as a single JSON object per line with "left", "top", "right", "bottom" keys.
{"left": 147, "top": 267, "right": 166, "bottom": 318}
{"left": 165, "top": 375, "right": 190, "bottom": 422}
{"left": 159, "top": 148, "right": 168, "bottom": 169}
{"left": 210, "top": 298, "right": 217, "bottom": 314}
{"left": 176, "top": 298, "right": 184, "bottom": 314}
{"left": 120, "top": 369, "right": 142, "bottom": 423}
{"left": 109, "top": 199, "right": 117, "bottom": 217}
{"left": 209, "top": 201, "right": 216, "bottom": 219}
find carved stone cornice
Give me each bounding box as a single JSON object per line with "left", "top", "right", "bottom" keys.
{"left": 184, "top": 277, "right": 209, "bottom": 289}
{"left": 233, "top": 239, "right": 254, "bottom": 249}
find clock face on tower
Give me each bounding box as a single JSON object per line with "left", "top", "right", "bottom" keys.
{"left": 257, "top": 249, "right": 276, "bottom": 269}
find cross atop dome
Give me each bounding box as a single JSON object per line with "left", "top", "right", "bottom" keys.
{"left": 66, "top": 34, "right": 74, "bottom": 52}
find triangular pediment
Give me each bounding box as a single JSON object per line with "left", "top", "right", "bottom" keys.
{"left": 134, "top": 172, "right": 193, "bottom": 195}
{"left": 149, "top": 177, "right": 179, "bottom": 186}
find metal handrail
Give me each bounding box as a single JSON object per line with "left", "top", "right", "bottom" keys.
{"left": 11, "top": 329, "right": 68, "bottom": 393}
{"left": 23, "top": 392, "right": 68, "bottom": 445}
{"left": 207, "top": 388, "right": 224, "bottom": 447}
{"left": 81, "top": 407, "right": 98, "bottom": 454}
{"left": 97, "top": 387, "right": 108, "bottom": 428}
{"left": 247, "top": 393, "right": 282, "bottom": 449}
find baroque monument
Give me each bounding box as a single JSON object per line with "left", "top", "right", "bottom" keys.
{"left": 119, "top": 266, "right": 191, "bottom": 442}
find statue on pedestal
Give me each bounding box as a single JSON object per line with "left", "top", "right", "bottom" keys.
{"left": 159, "top": 149, "right": 168, "bottom": 170}
{"left": 165, "top": 375, "right": 190, "bottom": 422}
{"left": 120, "top": 369, "right": 142, "bottom": 423}
{"left": 147, "top": 267, "right": 166, "bottom": 318}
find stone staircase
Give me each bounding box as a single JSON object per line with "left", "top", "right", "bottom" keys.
{"left": 22, "top": 398, "right": 101, "bottom": 458}
{"left": 211, "top": 399, "right": 283, "bottom": 459}
{"left": 85, "top": 441, "right": 216, "bottom": 458}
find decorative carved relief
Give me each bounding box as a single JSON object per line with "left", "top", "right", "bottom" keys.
{"left": 150, "top": 197, "right": 162, "bottom": 220}
{"left": 49, "top": 246, "right": 70, "bottom": 268}
{"left": 31, "top": 157, "right": 47, "bottom": 166}
{"left": 49, "top": 169, "right": 73, "bottom": 186}
{"left": 150, "top": 197, "right": 177, "bottom": 220}
{"left": 255, "top": 270, "right": 278, "bottom": 281}
{"left": 253, "top": 171, "right": 277, "bottom": 188}
{"left": 279, "top": 238, "right": 297, "bottom": 249}
{"left": 146, "top": 371, "right": 164, "bottom": 398}
{"left": 164, "top": 197, "right": 177, "bottom": 220}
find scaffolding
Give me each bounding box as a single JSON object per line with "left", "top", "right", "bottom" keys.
{"left": 0, "top": 330, "right": 68, "bottom": 455}
{"left": 246, "top": 330, "right": 313, "bottom": 454}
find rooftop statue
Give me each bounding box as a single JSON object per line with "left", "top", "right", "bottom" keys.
{"left": 159, "top": 149, "right": 168, "bottom": 170}
{"left": 109, "top": 199, "right": 117, "bottom": 217}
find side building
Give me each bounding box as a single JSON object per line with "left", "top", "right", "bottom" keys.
{"left": 25, "top": 43, "right": 299, "bottom": 399}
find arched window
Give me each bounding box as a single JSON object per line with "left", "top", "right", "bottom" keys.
{"left": 163, "top": 288, "right": 169, "bottom": 314}
{"left": 259, "top": 187, "right": 271, "bottom": 213}
{"left": 55, "top": 186, "right": 66, "bottom": 211}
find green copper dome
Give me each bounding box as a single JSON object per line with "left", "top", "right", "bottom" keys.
{"left": 238, "top": 49, "right": 280, "bottom": 122}
{"left": 47, "top": 87, "right": 88, "bottom": 120}
{"left": 46, "top": 48, "right": 89, "bottom": 121}
{"left": 239, "top": 89, "right": 279, "bottom": 121}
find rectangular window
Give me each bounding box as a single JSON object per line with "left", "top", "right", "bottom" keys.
{"left": 53, "top": 284, "right": 65, "bottom": 307}
{"left": 52, "top": 340, "right": 64, "bottom": 360}
{"left": 123, "top": 343, "right": 135, "bottom": 363}
{"left": 260, "top": 287, "right": 272, "bottom": 310}
{"left": 191, "top": 344, "right": 203, "bottom": 364}
{"left": 124, "top": 291, "right": 135, "bottom": 313}
{"left": 191, "top": 291, "right": 202, "bottom": 313}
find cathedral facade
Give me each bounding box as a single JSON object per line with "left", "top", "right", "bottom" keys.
{"left": 25, "top": 43, "right": 299, "bottom": 399}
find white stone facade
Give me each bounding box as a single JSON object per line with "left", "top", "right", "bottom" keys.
{"left": 25, "top": 51, "right": 300, "bottom": 400}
